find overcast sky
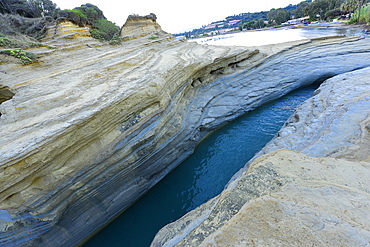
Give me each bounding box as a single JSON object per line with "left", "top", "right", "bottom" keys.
{"left": 52, "top": 0, "right": 304, "bottom": 33}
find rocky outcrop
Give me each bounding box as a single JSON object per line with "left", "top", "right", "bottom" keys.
{"left": 42, "top": 21, "right": 92, "bottom": 41}
{"left": 258, "top": 66, "right": 370, "bottom": 162}
{"left": 152, "top": 65, "right": 370, "bottom": 246}
{"left": 120, "top": 13, "right": 170, "bottom": 40}
{"left": 153, "top": 149, "right": 370, "bottom": 246}
{"left": 1, "top": 17, "right": 370, "bottom": 247}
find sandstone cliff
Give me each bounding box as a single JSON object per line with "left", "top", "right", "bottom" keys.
{"left": 120, "top": 13, "right": 169, "bottom": 40}
{"left": 1, "top": 16, "right": 370, "bottom": 247}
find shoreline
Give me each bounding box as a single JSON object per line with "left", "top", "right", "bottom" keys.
{"left": 187, "top": 21, "right": 370, "bottom": 43}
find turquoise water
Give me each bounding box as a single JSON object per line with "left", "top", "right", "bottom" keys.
{"left": 84, "top": 84, "right": 319, "bottom": 247}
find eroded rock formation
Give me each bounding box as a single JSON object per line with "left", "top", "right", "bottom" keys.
{"left": 42, "top": 21, "right": 92, "bottom": 41}
{"left": 1, "top": 15, "right": 370, "bottom": 247}
{"left": 152, "top": 61, "right": 370, "bottom": 247}
{"left": 120, "top": 13, "right": 169, "bottom": 40}
{"left": 153, "top": 149, "right": 370, "bottom": 246}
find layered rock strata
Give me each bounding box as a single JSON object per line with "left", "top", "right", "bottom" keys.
{"left": 152, "top": 64, "right": 370, "bottom": 246}
{"left": 1, "top": 18, "right": 370, "bottom": 247}
{"left": 120, "top": 13, "right": 169, "bottom": 40}
{"left": 153, "top": 149, "right": 370, "bottom": 246}
{"left": 42, "top": 21, "right": 92, "bottom": 41}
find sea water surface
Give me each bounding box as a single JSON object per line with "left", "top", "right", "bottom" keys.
{"left": 84, "top": 27, "right": 358, "bottom": 247}
{"left": 193, "top": 26, "right": 363, "bottom": 46}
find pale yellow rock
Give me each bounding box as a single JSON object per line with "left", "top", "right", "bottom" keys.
{"left": 199, "top": 150, "right": 370, "bottom": 246}
{"left": 153, "top": 150, "right": 370, "bottom": 246}
{"left": 120, "top": 13, "right": 169, "bottom": 40}
{"left": 42, "top": 21, "right": 92, "bottom": 41}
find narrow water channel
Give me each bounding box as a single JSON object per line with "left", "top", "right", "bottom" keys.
{"left": 84, "top": 83, "right": 319, "bottom": 247}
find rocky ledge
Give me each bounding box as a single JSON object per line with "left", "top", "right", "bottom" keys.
{"left": 1, "top": 16, "right": 370, "bottom": 246}
{"left": 152, "top": 59, "right": 370, "bottom": 246}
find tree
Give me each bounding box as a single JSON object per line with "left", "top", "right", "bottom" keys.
{"left": 306, "top": 0, "right": 326, "bottom": 20}
{"left": 341, "top": 0, "right": 358, "bottom": 12}
{"left": 305, "top": 0, "right": 346, "bottom": 20}
{"left": 90, "top": 19, "right": 119, "bottom": 41}
{"left": 293, "top": 2, "right": 310, "bottom": 18}
{"left": 244, "top": 20, "right": 256, "bottom": 29}
{"left": 267, "top": 8, "right": 290, "bottom": 25}
{"left": 341, "top": 0, "right": 369, "bottom": 22}
{"left": 255, "top": 18, "right": 266, "bottom": 29}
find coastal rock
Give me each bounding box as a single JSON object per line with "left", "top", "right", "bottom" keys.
{"left": 120, "top": 13, "right": 170, "bottom": 40}
{"left": 152, "top": 59, "right": 370, "bottom": 246}
{"left": 258, "top": 66, "right": 370, "bottom": 162}
{"left": 152, "top": 149, "right": 370, "bottom": 246}
{"left": 1, "top": 18, "right": 370, "bottom": 247}
{"left": 0, "top": 86, "right": 14, "bottom": 105}
{"left": 42, "top": 21, "right": 92, "bottom": 41}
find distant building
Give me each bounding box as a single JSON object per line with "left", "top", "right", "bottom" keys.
{"left": 283, "top": 16, "right": 310, "bottom": 25}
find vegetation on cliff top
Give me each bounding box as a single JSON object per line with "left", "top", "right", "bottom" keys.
{"left": 0, "top": 0, "right": 120, "bottom": 46}
{"left": 0, "top": 49, "right": 37, "bottom": 64}
{"left": 61, "top": 4, "right": 120, "bottom": 42}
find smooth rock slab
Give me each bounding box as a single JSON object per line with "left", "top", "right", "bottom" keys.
{"left": 258, "top": 66, "right": 370, "bottom": 161}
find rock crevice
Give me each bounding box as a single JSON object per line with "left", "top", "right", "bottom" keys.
{"left": 152, "top": 65, "right": 370, "bottom": 247}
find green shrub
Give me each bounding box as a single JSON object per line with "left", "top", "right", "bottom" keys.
{"left": 0, "top": 36, "right": 19, "bottom": 47}
{"left": 348, "top": 5, "right": 370, "bottom": 24}
{"left": 90, "top": 19, "right": 119, "bottom": 41}
{"left": 28, "top": 42, "right": 42, "bottom": 47}
{"left": 0, "top": 34, "right": 42, "bottom": 48}
{"left": 63, "top": 4, "right": 105, "bottom": 25}
{"left": 0, "top": 49, "right": 37, "bottom": 64}
{"left": 109, "top": 39, "right": 122, "bottom": 45}
{"left": 67, "top": 9, "right": 87, "bottom": 19}
{"left": 76, "top": 6, "right": 99, "bottom": 22}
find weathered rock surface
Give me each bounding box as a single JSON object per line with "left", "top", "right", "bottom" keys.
{"left": 42, "top": 21, "right": 92, "bottom": 41}
{"left": 1, "top": 17, "right": 370, "bottom": 247}
{"left": 120, "top": 13, "right": 169, "bottom": 40}
{"left": 153, "top": 149, "right": 370, "bottom": 246}
{"left": 152, "top": 65, "right": 370, "bottom": 246}
{"left": 258, "top": 66, "right": 370, "bottom": 162}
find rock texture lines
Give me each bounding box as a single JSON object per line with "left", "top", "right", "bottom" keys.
{"left": 1, "top": 19, "right": 370, "bottom": 246}
{"left": 120, "top": 13, "right": 168, "bottom": 40}
{"left": 152, "top": 53, "right": 370, "bottom": 246}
